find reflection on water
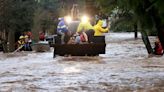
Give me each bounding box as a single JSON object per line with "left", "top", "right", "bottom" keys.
{"left": 0, "top": 33, "right": 164, "bottom": 91}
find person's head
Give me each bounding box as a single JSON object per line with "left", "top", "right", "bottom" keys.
{"left": 97, "top": 20, "right": 103, "bottom": 26}
{"left": 156, "top": 37, "right": 160, "bottom": 43}
{"left": 59, "top": 16, "right": 71, "bottom": 24}
{"left": 19, "top": 36, "right": 24, "bottom": 40}
{"left": 27, "top": 31, "right": 32, "bottom": 37}
{"left": 58, "top": 17, "right": 64, "bottom": 22}
{"left": 24, "top": 35, "right": 28, "bottom": 39}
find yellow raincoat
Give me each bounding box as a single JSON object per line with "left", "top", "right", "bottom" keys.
{"left": 17, "top": 36, "right": 25, "bottom": 48}
{"left": 77, "top": 21, "right": 93, "bottom": 33}
{"left": 17, "top": 39, "right": 25, "bottom": 49}
{"left": 94, "top": 20, "right": 108, "bottom": 36}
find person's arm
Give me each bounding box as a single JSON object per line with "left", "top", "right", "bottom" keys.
{"left": 99, "top": 27, "right": 108, "bottom": 33}
{"left": 82, "top": 32, "right": 88, "bottom": 42}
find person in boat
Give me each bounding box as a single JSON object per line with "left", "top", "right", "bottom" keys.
{"left": 76, "top": 16, "right": 95, "bottom": 43}
{"left": 69, "top": 32, "right": 88, "bottom": 44}
{"left": 39, "top": 31, "right": 45, "bottom": 41}
{"left": 17, "top": 35, "right": 25, "bottom": 51}
{"left": 154, "top": 37, "right": 163, "bottom": 55}
{"left": 94, "top": 20, "right": 109, "bottom": 36}
{"left": 24, "top": 35, "right": 31, "bottom": 51}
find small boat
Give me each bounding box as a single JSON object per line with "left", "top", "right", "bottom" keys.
{"left": 31, "top": 41, "right": 50, "bottom": 52}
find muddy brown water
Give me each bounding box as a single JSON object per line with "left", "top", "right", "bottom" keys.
{"left": 0, "top": 33, "right": 164, "bottom": 92}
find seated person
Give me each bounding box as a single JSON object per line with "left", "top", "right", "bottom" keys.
{"left": 72, "top": 32, "right": 88, "bottom": 44}
{"left": 67, "top": 32, "right": 88, "bottom": 44}
{"left": 67, "top": 36, "right": 76, "bottom": 44}
{"left": 39, "top": 31, "right": 45, "bottom": 41}
{"left": 154, "top": 37, "right": 163, "bottom": 55}
{"left": 24, "top": 35, "right": 31, "bottom": 51}
{"left": 94, "top": 20, "right": 109, "bottom": 36}
{"left": 76, "top": 16, "right": 95, "bottom": 43}
{"left": 17, "top": 35, "right": 25, "bottom": 51}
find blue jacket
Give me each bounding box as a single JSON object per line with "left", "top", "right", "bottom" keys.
{"left": 57, "top": 18, "right": 68, "bottom": 33}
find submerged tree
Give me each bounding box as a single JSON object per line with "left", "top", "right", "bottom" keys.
{"left": 96, "top": 0, "right": 164, "bottom": 55}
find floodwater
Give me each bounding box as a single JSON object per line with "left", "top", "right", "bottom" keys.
{"left": 0, "top": 33, "right": 164, "bottom": 92}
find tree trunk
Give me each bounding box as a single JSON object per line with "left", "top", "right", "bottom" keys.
{"left": 134, "top": 24, "right": 138, "bottom": 39}
{"left": 149, "top": 8, "right": 164, "bottom": 50}
{"left": 32, "top": 8, "right": 41, "bottom": 43}
{"left": 145, "top": 0, "right": 164, "bottom": 51}
{"left": 2, "top": 42, "right": 8, "bottom": 53}
{"left": 8, "top": 30, "right": 15, "bottom": 52}
{"left": 141, "top": 31, "right": 154, "bottom": 54}
{"left": 138, "top": 21, "right": 154, "bottom": 54}
{"left": 1, "top": 30, "right": 8, "bottom": 53}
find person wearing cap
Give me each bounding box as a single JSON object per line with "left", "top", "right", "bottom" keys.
{"left": 57, "top": 17, "right": 69, "bottom": 44}
{"left": 17, "top": 35, "right": 25, "bottom": 51}
{"left": 24, "top": 35, "right": 31, "bottom": 51}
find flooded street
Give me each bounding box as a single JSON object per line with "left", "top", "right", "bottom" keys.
{"left": 0, "top": 33, "right": 164, "bottom": 92}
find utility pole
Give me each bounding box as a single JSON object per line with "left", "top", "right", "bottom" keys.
{"left": 134, "top": 24, "right": 138, "bottom": 39}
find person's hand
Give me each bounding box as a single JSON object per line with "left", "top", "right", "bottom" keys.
{"left": 74, "top": 32, "right": 79, "bottom": 36}
{"left": 105, "top": 28, "right": 108, "bottom": 30}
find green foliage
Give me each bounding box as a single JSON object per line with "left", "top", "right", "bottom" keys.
{"left": 95, "top": 0, "right": 116, "bottom": 14}
{"left": 0, "top": 0, "right": 37, "bottom": 52}
{"left": 11, "top": 0, "right": 36, "bottom": 32}
{"left": 95, "top": 0, "right": 163, "bottom": 35}
{"left": 32, "top": 0, "right": 86, "bottom": 36}
{"left": 111, "top": 14, "right": 134, "bottom": 32}
{"left": 0, "top": 0, "right": 36, "bottom": 32}
{"left": 155, "top": 0, "right": 164, "bottom": 24}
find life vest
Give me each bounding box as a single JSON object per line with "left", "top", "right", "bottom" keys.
{"left": 18, "top": 40, "right": 25, "bottom": 45}
{"left": 80, "top": 34, "right": 86, "bottom": 42}
{"left": 17, "top": 40, "right": 25, "bottom": 49}
{"left": 154, "top": 42, "right": 163, "bottom": 55}
{"left": 94, "top": 20, "right": 108, "bottom": 36}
